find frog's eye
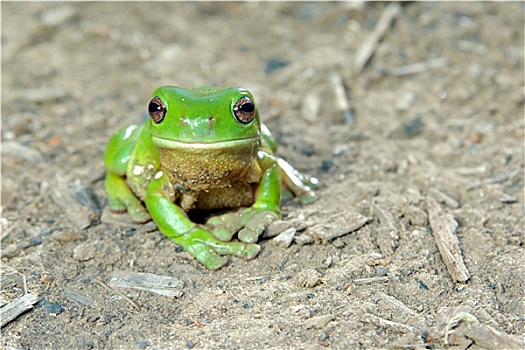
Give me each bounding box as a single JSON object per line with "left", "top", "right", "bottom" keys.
{"left": 148, "top": 96, "right": 166, "bottom": 123}
{"left": 233, "top": 96, "right": 255, "bottom": 124}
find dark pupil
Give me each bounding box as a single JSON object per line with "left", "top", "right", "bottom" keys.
{"left": 241, "top": 102, "right": 254, "bottom": 113}
{"left": 149, "top": 102, "right": 160, "bottom": 113}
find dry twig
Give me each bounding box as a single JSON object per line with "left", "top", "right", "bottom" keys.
{"left": 353, "top": 276, "right": 389, "bottom": 285}
{"left": 427, "top": 197, "right": 470, "bottom": 282}
{"left": 353, "top": 3, "right": 401, "bottom": 74}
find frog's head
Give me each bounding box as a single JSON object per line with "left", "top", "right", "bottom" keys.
{"left": 147, "top": 86, "right": 262, "bottom": 189}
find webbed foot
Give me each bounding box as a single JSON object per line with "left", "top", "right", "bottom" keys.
{"left": 181, "top": 226, "right": 261, "bottom": 269}
{"left": 206, "top": 208, "right": 279, "bottom": 243}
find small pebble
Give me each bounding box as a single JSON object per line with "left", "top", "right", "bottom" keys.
{"left": 29, "top": 237, "right": 43, "bottom": 247}
{"left": 40, "top": 5, "right": 76, "bottom": 26}
{"left": 416, "top": 279, "right": 429, "bottom": 290}
{"left": 403, "top": 115, "right": 423, "bottom": 136}
{"left": 136, "top": 341, "right": 149, "bottom": 349}
{"left": 321, "top": 160, "right": 333, "bottom": 172}
{"left": 318, "top": 331, "right": 330, "bottom": 341}
{"left": 73, "top": 242, "right": 98, "bottom": 261}
{"left": 376, "top": 266, "right": 388, "bottom": 277}
{"left": 41, "top": 301, "right": 62, "bottom": 315}
{"left": 395, "top": 91, "right": 416, "bottom": 111}
{"left": 186, "top": 341, "right": 195, "bottom": 349}
{"left": 123, "top": 228, "right": 136, "bottom": 237}
{"left": 40, "top": 229, "right": 53, "bottom": 236}
{"left": 264, "top": 56, "right": 289, "bottom": 74}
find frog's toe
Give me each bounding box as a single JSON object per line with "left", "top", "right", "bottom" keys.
{"left": 108, "top": 197, "right": 127, "bottom": 213}
{"left": 209, "top": 240, "right": 261, "bottom": 261}
{"left": 128, "top": 205, "right": 152, "bottom": 224}
{"left": 241, "top": 243, "right": 261, "bottom": 260}
{"left": 212, "top": 226, "right": 235, "bottom": 242}
{"left": 186, "top": 241, "right": 230, "bottom": 270}
{"left": 201, "top": 253, "right": 230, "bottom": 270}
{"left": 304, "top": 176, "right": 321, "bottom": 190}
{"left": 298, "top": 190, "right": 317, "bottom": 205}
{"left": 238, "top": 211, "right": 278, "bottom": 243}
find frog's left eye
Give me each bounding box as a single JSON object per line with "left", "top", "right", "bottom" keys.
{"left": 233, "top": 96, "right": 255, "bottom": 124}
{"left": 148, "top": 96, "right": 166, "bottom": 123}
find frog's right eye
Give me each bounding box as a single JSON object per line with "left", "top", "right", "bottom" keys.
{"left": 148, "top": 96, "right": 166, "bottom": 123}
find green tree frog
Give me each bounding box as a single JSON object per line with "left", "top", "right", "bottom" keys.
{"left": 104, "top": 86, "right": 318, "bottom": 269}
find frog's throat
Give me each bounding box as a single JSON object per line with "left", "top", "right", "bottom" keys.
{"left": 153, "top": 136, "right": 261, "bottom": 191}
{"left": 151, "top": 136, "right": 258, "bottom": 150}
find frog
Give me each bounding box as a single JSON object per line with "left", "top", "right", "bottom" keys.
{"left": 104, "top": 86, "right": 318, "bottom": 269}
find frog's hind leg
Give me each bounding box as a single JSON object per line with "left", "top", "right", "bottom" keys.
{"left": 277, "top": 158, "right": 319, "bottom": 204}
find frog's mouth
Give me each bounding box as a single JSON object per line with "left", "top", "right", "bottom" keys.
{"left": 152, "top": 136, "right": 259, "bottom": 150}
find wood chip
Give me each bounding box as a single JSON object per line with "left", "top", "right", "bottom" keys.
{"left": 108, "top": 271, "right": 185, "bottom": 298}
{"left": 427, "top": 197, "right": 470, "bottom": 283}
{"left": 390, "top": 57, "right": 448, "bottom": 76}
{"left": 263, "top": 218, "right": 308, "bottom": 238}
{"left": 9, "top": 87, "right": 68, "bottom": 103}
{"left": 50, "top": 174, "right": 100, "bottom": 230}
{"left": 466, "top": 168, "right": 521, "bottom": 190}
{"left": 370, "top": 200, "right": 399, "bottom": 254}
{"left": 40, "top": 5, "right": 76, "bottom": 26}
{"left": 429, "top": 188, "right": 460, "bottom": 209}
{"left": 308, "top": 211, "right": 368, "bottom": 243}
{"left": 463, "top": 320, "right": 525, "bottom": 349}
{"left": 304, "top": 314, "right": 334, "bottom": 330}
{"left": 62, "top": 289, "right": 95, "bottom": 308}
{"left": 353, "top": 276, "right": 389, "bottom": 285}
{"left": 329, "top": 72, "right": 354, "bottom": 123}
{"left": 272, "top": 228, "right": 296, "bottom": 248}
{"left": 1, "top": 293, "right": 42, "bottom": 328}
{"left": 294, "top": 233, "right": 315, "bottom": 246}
{"left": 1, "top": 241, "right": 31, "bottom": 259}
{"left": 364, "top": 313, "right": 413, "bottom": 333}
{"left": 301, "top": 89, "right": 321, "bottom": 123}
{"left": 370, "top": 200, "right": 398, "bottom": 233}
{"left": 2, "top": 141, "right": 43, "bottom": 163}
{"left": 376, "top": 292, "right": 418, "bottom": 317}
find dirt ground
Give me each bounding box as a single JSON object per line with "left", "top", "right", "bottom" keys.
{"left": 1, "top": 2, "right": 524, "bottom": 349}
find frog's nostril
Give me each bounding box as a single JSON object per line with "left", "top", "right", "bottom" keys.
{"left": 207, "top": 116, "right": 215, "bottom": 127}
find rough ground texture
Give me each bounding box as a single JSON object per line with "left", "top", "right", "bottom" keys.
{"left": 1, "top": 2, "right": 524, "bottom": 349}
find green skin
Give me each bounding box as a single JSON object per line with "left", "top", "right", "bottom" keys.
{"left": 104, "top": 86, "right": 318, "bottom": 269}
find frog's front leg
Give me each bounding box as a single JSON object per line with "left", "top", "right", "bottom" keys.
{"left": 104, "top": 125, "right": 151, "bottom": 223}
{"left": 207, "top": 152, "right": 281, "bottom": 243}
{"left": 146, "top": 172, "right": 260, "bottom": 270}
{"left": 277, "top": 157, "right": 319, "bottom": 204}
{"left": 260, "top": 123, "right": 319, "bottom": 204}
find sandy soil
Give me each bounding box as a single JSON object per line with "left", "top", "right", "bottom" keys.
{"left": 1, "top": 2, "right": 524, "bottom": 349}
